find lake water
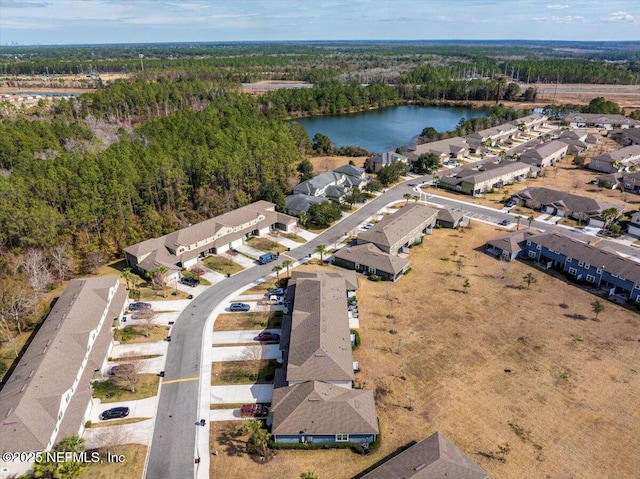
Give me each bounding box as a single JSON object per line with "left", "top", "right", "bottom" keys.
{"left": 296, "top": 105, "right": 485, "bottom": 154}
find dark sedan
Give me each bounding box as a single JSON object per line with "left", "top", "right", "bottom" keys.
{"left": 256, "top": 332, "right": 280, "bottom": 342}
{"left": 100, "top": 407, "right": 130, "bottom": 420}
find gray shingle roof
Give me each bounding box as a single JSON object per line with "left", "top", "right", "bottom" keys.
{"left": 285, "top": 194, "right": 328, "bottom": 214}
{"left": 0, "top": 276, "right": 126, "bottom": 452}
{"left": 409, "top": 137, "right": 470, "bottom": 160}
{"left": 357, "top": 204, "right": 438, "bottom": 249}
{"left": 591, "top": 145, "right": 640, "bottom": 164}
{"left": 286, "top": 273, "right": 354, "bottom": 383}
{"left": 334, "top": 164, "right": 366, "bottom": 178}
{"left": 361, "top": 431, "right": 487, "bottom": 479}
{"left": 436, "top": 208, "right": 464, "bottom": 224}
{"left": 294, "top": 172, "right": 345, "bottom": 196}
{"left": 486, "top": 228, "right": 540, "bottom": 255}
{"left": 563, "top": 113, "right": 640, "bottom": 126}
{"left": 334, "top": 243, "right": 410, "bottom": 276}
{"left": 513, "top": 187, "right": 620, "bottom": 215}
{"left": 520, "top": 140, "right": 568, "bottom": 162}
{"left": 271, "top": 381, "right": 378, "bottom": 436}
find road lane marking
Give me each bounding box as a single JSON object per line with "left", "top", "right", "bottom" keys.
{"left": 162, "top": 376, "right": 199, "bottom": 384}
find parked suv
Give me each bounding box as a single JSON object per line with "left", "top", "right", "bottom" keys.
{"left": 229, "top": 302, "right": 250, "bottom": 312}
{"left": 180, "top": 276, "right": 200, "bottom": 287}
{"left": 129, "top": 302, "right": 151, "bottom": 311}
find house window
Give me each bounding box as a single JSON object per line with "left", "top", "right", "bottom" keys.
{"left": 526, "top": 240, "right": 531, "bottom": 246}
{"left": 578, "top": 261, "right": 584, "bottom": 267}
{"left": 528, "top": 251, "right": 536, "bottom": 259}
{"left": 536, "top": 244, "right": 541, "bottom": 250}
{"left": 586, "top": 275, "right": 596, "bottom": 283}
{"left": 354, "top": 263, "right": 360, "bottom": 270}
{"left": 567, "top": 257, "right": 572, "bottom": 262}
{"left": 597, "top": 268, "right": 602, "bottom": 274}
{"left": 336, "top": 434, "right": 349, "bottom": 442}
{"left": 585, "top": 263, "right": 590, "bottom": 269}
{"left": 568, "top": 267, "right": 577, "bottom": 275}
{"left": 635, "top": 284, "right": 640, "bottom": 290}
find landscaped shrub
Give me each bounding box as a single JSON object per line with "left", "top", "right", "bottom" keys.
{"left": 350, "top": 329, "right": 361, "bottom": 349}
{"left": 403, "top": 267, "right": 412, "bottom": 275}
{"left": 369, "top": 274, "right": 382, "bottom": 282}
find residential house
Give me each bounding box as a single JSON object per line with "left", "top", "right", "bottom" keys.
{"left": 408, "top": 137, "right": 470, "bottom": 162}
{"left": 435, "top": 208, "right": 467, "bottom": 229}
{"left": 513, "top": 232, "right": 640, "bottom": 302}
{"left": 360, "top": 431, "right": 488, "bottom": 479}
{"left": 356, "top": 204, "right": 439, "bottom": 255}
{"left": 466, "top": 122, "right": 519, "bottom": 151}
{"left": 438, "top": 161, "right": 538, "bottom": 196}
{"left": 334, "top": 164, "right": 369, "bottom": 190}
{"left": 293, "top": 171, "right": 350, "bottom": 198}
{"left": 289, "top": 165, "right": 370, "bottom": 209}
{"left": 367, "top": 151, "right": 409, "bottom": 173}
{"left": 595, "top": 172, "right": 623, "bottom": 190}
{"left": 124, "top": 201, "right": 296, "bottom": 278}
{"left": 621, "top": 171, "right": 640, "bottom": 194}
{"left": 485, "top": 228, "right": 544, "bottom": 261}
{"left": 512, "top": 187, "right": 621, "bottom": 223}
{"left": 588, "top": 145, "right": 640, "bottom": 173}
{"left": 285, "top": 194, "right": 328, "bottom": 216}
{"left": 333, "top": 243, "right": 410, "bottom": 281}
{"left": 0, "top": 276, "right": 127, "bottom": 477}
{"left": 558, "top": 137, "right": 588, "bottom": 156}
{"left": 609, "top": 128, "right": 640, "bottom": 147}
{"left": 519, "top": 140, "right": 569, "bottom": 168}
{"left": 510, "top": 113, "right": 548, "bottom": 133}
{"left": 560, "top": 129, "right": 589, "bottom": 142}
{"left": 627, "top": 212, "right": 640, "bottom": 238}
{"left": 270, "top": 271, "right": 378, "bottom": 446}
{"left": 563, "top": 113, "right": 640, "bottom": 130}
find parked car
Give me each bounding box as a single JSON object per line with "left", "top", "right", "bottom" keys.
{"left": 505, "top": 199, "right": 516, "bottom": 208}
{"left": 240, "top": 404, "right": 269, "bottom": 418}
{"left": 132, "top": 309, "right": 154, "bottom": 320}
{"left": 108, "top": 363, "right": 134, "bottom": 376}
{"left": 256, "top": 332, "right": 280, "bottom": 342}
{"left": 100, "top": 407, "right": 130, "bottom": 420}
{"left": 229, "top": 302, "right": 250, "bottom": 312}
{"left": 129, "top": 302, "right": 152, "bottom": 311}
{"left": 499, "top": 219, "right": 511, "bottom": 226}
{"left": 266, "top": 288, "right": 284, "bottom": 296}
{"left": 180, "top": 276, "right": 200, "bottom": 287}
{"left": 266, "top": 295, "right": 284, "bottom": 305}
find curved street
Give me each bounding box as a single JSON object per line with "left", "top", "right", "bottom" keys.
{"left": 144, "top": 174, "right": 639, "bottom": 479}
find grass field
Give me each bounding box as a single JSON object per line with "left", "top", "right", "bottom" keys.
{"left": 114, "top": 325, "right": 168, "bottom": 344}
{"left": 78, "top": 444, "right": 146, "bottom": 479}
{"left": 208, "top": 222, "right": 640, "bottom": 479}
{"left": 246, "top": 237, "right": 287, "bottom": 254}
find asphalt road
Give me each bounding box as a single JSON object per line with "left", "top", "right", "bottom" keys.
{"left": 145, "top": 174, "right": 639, "bottom": 478}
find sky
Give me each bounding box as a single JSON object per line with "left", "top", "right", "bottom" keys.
{"left": 0, "top": 0, "right": 638, "bottom": 45}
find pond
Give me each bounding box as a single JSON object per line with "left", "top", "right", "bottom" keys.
{"left": 296, "top": 105, "right": 486, "bottom": 154}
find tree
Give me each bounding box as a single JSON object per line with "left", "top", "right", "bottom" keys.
{"left": 121, "top": 267, "right": 135, "bottom": 291}
{"left": 150, "top": 266, "right": 169, "bottom": 298}
{"left": 307, "top": 201, "right": 342, "bottom": 228}
{"left": 462, "top": 278, "right": 471, "bottom": 294}
{"left": 515, "top": 215, "right": 522, "bottom": 231}
{"left": 272, "top": 264, "right": 282, "bottom": 281}
{"left": 342, "top": 188, "right": 364, "bottom": 208}
{"left": 298, "top": 211, "right": 308, "bottom": 228}
{"left": 243, "top": 419, "right": 269, "bottom": 457}
{"left": 591, "top": 299, "right": 604, "bottom": 321}
{"left": 300, "top": 472, "right": 321, "bottom": 479}
{"left": 315, "top": 244, "right": 328, "bottom": 263}
{"left": 523, "top": 272, "right": 537, "bottom": 289}
{"left": 527, "top": 215, "right": 534, "bottom": 228}
{"left": 377, "top": 161, "right": 407, "bottom": 186}
{"left": 21, "top": 249, "right": 53, "bottom": 296}
{"left": 504, "top": 82, "right": 521, "bottom": 101}
{"left": 412, "top": 195, "right": 420, "bottom": 203}
{"left": 296, "top": 158, "right": 315, "bottom": 182}
{"left": 420, "top": 126, "right": 439, "bottom": 140}
{"left": 600, "top": 208, "right": 620, "bottom": 231}
{"left": 364, "top": 179, "right": 383, "bottom": 193}
{"left": 49, "top": 244, "right": 74, "bottom": 285}
{"left": 413, "top": 153, "right": 441, "bottom": 175}
{"left": 30, "top": 434, "right": 86, "bottom": 479}
{"left": 312, "top": 133, "right": 333, "bottom": 155}
{"left": 111, "top": 355, "right": 143, "bottom": 393}
{"left": 403, "top": 193, "right": 412, "bottom": 205}
{"left": 282, "top": 259, "right": 293, "bottom": 277}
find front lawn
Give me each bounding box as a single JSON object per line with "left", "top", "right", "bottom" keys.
{"left": 87, "top": 417, "right": 150, "bottom": 428}
{"left": 92, "top": 374, "right": 160, "bottom": 403}
{"left": 246, "top": 237, "right": 287, "bottom": 254}
{"left": 211, "top": 360, "right": 278, "bottom": 385}
{"left": 281, "top": 233, "right": 307, "bottom": 243}
{"left": 214, "top": 311, "right": 283, "bottom": 331}
{"left": 203, "top": 256, "right": 244, "bottom": 275}
{"left": 114, "top": 325, "right": 168, "bottom": 343}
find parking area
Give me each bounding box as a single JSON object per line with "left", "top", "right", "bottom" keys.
{"left": 212, "top": 329, "right": 281, "bottom": 345}
{"left": 210, "top": 344, "right": 281, "bottom": 362}
{"left": 210, "top": 384, "right": 274, "bottom": 404}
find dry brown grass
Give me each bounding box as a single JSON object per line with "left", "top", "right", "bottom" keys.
{"left": 209, "top": 222, "right": 640, "bottom": 479}
{"left": 214, "top": 312, "right": 282, "bottom": 331}
{"left": 78, "top": 444, "right": 146, "bottom": 479}
{"left": 308, "top": 156, "right": 367, "bottom": 175}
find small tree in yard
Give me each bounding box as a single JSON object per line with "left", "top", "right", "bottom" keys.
{"left": 282, "top": 259, "right": 293, "bottom": 277}
{"left": 527, "top": 215, "right": 534, "bottom": 228}
{"left": 403, "top": 192, "right": 412, "bottom": 204}
{"left": 591, "top": 299, "right": 604, "bottom": 322}
{"left": 523, "top": 272, "right": 537, "bottom": 289}
{"left": 111, "top": 354, "right": 143, "bottom": 393}
{"left": 315, "top": 244, "right": 328, "bottom": 263}
{"left": 150, "top": 266, "right": 169, "bottom": 298}
{"left": 31, "top": 435, "right": 87, "bottom": 479}
{"left": 463, "top": 278, "right": 471, "bottom": 294}
{"left": 244, "top": 419, "right": 269, "bottom": 457}
{"left": 300, "top": 472, "right": 321, "bottom": 479}
{"left": 272, "top": 265, "right": 282, "bottom": 281}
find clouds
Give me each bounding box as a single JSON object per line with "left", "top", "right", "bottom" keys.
{"left": 607, "top": 11, "right": 634, "bottom": 22}
{"left": 0, "top": 0, "right": 638, "bottom": 45}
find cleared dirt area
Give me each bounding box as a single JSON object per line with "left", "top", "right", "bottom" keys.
{"left": 308, "top": 156, "right": 368, "bottom": 175}
{"left": 209, "top": 222, "right": 640, "bottom": 479}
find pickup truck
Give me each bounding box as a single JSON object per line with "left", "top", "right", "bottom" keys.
{"left": 240, "top": 404, "right": 269, "bottom": 418}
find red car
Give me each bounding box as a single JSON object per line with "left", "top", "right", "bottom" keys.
{"left": 256, "top": 332, "right": 280, "bottom": 342}
{"left": 240, "top": 404, "right": 269, "bottom": 418}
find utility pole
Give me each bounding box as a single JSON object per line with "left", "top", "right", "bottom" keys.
{"left": 139, "top": 54, "right": 144, "bottom": 72}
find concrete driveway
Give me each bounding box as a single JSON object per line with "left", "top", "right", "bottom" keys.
{"left": 210, "top": 344, "right": 281, "bottom": 362}
{"left": 105, "top": 355, "right": 166, "bottom": 375}
{"left": 210, "top": 384, "right": 273, "bottom": 404}
{"left": 84, "top": 419, "right": 154, "bottom": 448}
{"left": 209, "top": 409, "right": 248, "bottom": 422}
{"left": 111, "top": 341, "right": 168, "bottom": 358}
{"left": 89, "top": 396, "right": 159, "bottom": 423}
{"left": 212, "top": 329, "right": 281, "bottom": 345}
